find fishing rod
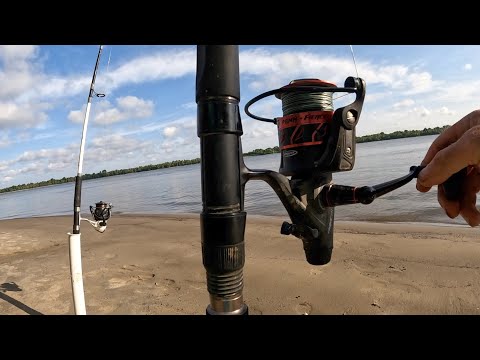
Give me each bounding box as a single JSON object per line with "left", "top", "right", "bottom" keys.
{"left": 67, "top": 45, "right": 113, "bottom": 315}
{"left": 196, "top": 45, "right": 466, "bottom": 315}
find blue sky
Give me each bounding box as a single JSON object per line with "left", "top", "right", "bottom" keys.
{"left": 1, "top": 45, "right": 479, "bottom": 187}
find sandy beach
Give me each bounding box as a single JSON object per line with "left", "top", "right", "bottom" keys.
{"left": 1, "top": 214, "right": 479, "bottom": 315}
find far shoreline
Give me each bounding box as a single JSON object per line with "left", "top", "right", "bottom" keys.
{"left": 0, "top": 212, "right": 473, "bottom": 232}
{"left": 0, "top": 133, "right": 442, "bottom": 195}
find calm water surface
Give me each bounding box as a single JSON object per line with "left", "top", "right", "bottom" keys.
{"left": 0, "top": 135, "right": 477, "bottom": 226}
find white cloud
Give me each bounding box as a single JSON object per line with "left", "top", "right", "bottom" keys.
{"left": 86, "top": 134, "right": 152, "bottom": 163}
{"left": 0, "top": 102, "right": 48, "bottom": 129}
{"left": 95, "top": 96, "right": 153, "bottom": 125}
{"left": 0, "top": 160, "right": 8, "bottom": 171}
{"left": 356, "top": 103, "right": 457, "bottom": 136}
{"left": 47, "top": 161, "right": 71, "bottom": 171}
{"left": 0, "top": 47, "right": 53, "bottom": 130}
{"left": 0, "top": 133, "right": 10, "bottom": 148}
{"left": 69, "top": 96, "right": 154, "bottom": 125}
{"left": 160, "top": 137, "right": 190, "bottom": 154}
{"left": 68, "top": 105, "right": 85, "bottom": 123}
{"left": 104, "top": 48, "right": 196, "bottom": 90}
{"left": 163, "top": 126, "right": 177, "bottom": 137}
{"left": 464, "top": 63, "right": 472, "bottom": 70}
{"left": 116, "top": 96, "right": 152, "bottom": 114}
{"left": 245, "top": 97, "right": 281, "bottom": 120}
{"left": 0, "top": 46, "right": 444, "bottom": 133}
{"left": 393, "top": 99, "right": 415, "bottom": 109}
{"left": 438, "top": 106, "right": 454, "bottom": 115}
{"left": 0, "top": 72, "right": 40, "bottom": 99}
{"left": 241, "top": 118, "right": 278, "bottom": 152}
{"left": 417, "top": 106, "right": 431, "bottom": 117}
{"left": 4, "top": 47, "right": 196, "bottom": 117}
{"left": 94, "top": 108, "right": 124, "bottom": 125}
{"left": 4, "top": 163, "right": 43, "bottom": 178}
{"left": 0, "top": 132, "right": 162, "bottom": 183}
{"left": 426, "top": 79, "right": 480, "bottom": 104}
{"left": 0, "top": 46, "right": 42, "bottom": 101}
{"left": 0, "top": 45, "right": 38, "bottom": 66}
{"left": 123, "top": 116, "right": 197, "bottom": 137}
{"left": 0, "top": 144, "right": 77, "bottom": 182}
{"left": 363, "top": 91, "right": 392, "bottom": 103}
{"left": 181, "top": 102, "right": 196, "bottom": 109}
{"left": 17, "top": 148, "right": 70, "bottom": 162}
{"left": 239, "top": 48, "right": 439, "bottom": 96}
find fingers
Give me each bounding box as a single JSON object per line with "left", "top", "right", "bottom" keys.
{"left": 417, "top": 125, "right": 480, "bottom": 188}
{"left": 459, "top": 171, "right": 480, "bottom": 227}
{"left": 416, "top": 111, "right": 480, "bottom": 193}
{"left": 416, "top": 181, "right": 431, "bottom": 193}
{"left": 437, "top": 184, "right": 460, "bottom": 218}
{"left": 420, "top": 110, "right": 480, "bottom": 166}
{"left": 459, "top": 191, "right": 480, "bottom": 227}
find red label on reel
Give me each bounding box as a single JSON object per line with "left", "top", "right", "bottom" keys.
{"left": 277, "top": 110, "right": 333, "bottom": 150}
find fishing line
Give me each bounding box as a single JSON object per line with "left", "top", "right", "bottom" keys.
{"left": 102, "top": 46, "right": 113, "bottom": 138}
{"left": 106, "top": 46, "right": 112, "bottom": 74}
{"left": 350, "top": 45, "right": 359, "bottom": 78}
{"left": 333, "top": 45, "right": 359, "bottom": 101}
{"left": 281, "top": 89, "right": 334, "bottom": 115}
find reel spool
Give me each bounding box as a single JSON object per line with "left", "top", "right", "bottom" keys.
{"left": 275, "top": 79, "right": 337, "bottom": 177}
{"left": 244, "top": 76, "right": 366, "bottom": 178}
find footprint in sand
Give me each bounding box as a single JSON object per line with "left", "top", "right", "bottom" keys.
{"left": 0, "top": 265, "right": 21, "bottom": 277}
{"left": 164, "top": 278, "right": 181, "bottom": 291}
{"left": 186, "top": 280, "right": 204, "bottom": 290}
{"left": 295, "top": 302, "right": 312, "bottom": 315}
{"left": 107, "top": 278, "right": 128, "bottom": 289}
{"left": 104, "top": 253, "right": 117, "bottom": 260}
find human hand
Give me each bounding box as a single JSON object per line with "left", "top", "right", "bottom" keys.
{"left": 416, "top": 110, "right": 480, "bottom": 226}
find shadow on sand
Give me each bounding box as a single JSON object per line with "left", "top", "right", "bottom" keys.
{"left": 0, "top": 282, "right": 43, "bottom": 315}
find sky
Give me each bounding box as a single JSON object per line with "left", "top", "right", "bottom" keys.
{"left": 1, "top": 44, "right": 479, "bottom": 187}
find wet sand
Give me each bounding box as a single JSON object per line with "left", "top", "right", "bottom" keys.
{"left": 1, "top": 214, "right": 479, "bottom": 315}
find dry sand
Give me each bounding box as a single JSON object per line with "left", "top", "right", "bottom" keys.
{"left": 1, "top": 214, "right": 479, "bottom": 315}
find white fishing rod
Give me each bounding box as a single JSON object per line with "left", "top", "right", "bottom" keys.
{"left": 68, "top": 45, "right": 113, "bottom": 315}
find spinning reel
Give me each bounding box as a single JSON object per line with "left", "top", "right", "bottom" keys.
{"left": 244, "top": 77, "right": 466, "bottom": 264}
{"left": 80, "top": 201, "right": 113, "bottom": 233}
{"left": 244, "top": 76, "right": 366, "bottom": 265}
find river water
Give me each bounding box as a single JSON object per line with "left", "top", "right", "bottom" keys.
{"left": 0, "top": 135, "right": 476, "bottom": 226}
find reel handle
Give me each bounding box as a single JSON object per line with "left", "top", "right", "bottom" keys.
{"left": 319, "top": 165, "right": 467, "bottom": 207}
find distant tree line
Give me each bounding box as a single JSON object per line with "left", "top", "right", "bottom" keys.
{"left": 243, "top": 146, "right": 279, "bottom": 156}
{"left": 0, "top": 158, "right": 200, "bottom": 194}
{"left": 0, "top": 125, "right": 449, "bottom": 194}
{"left": 356, "top": 125, "right": 450, "bottom": 143}
{"left": 242, "top": 126, "right": 450, "bottom": 155}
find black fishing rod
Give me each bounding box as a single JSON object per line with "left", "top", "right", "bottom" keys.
{"left": 196, "top": 45, "right": 466, "bottom": 315}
